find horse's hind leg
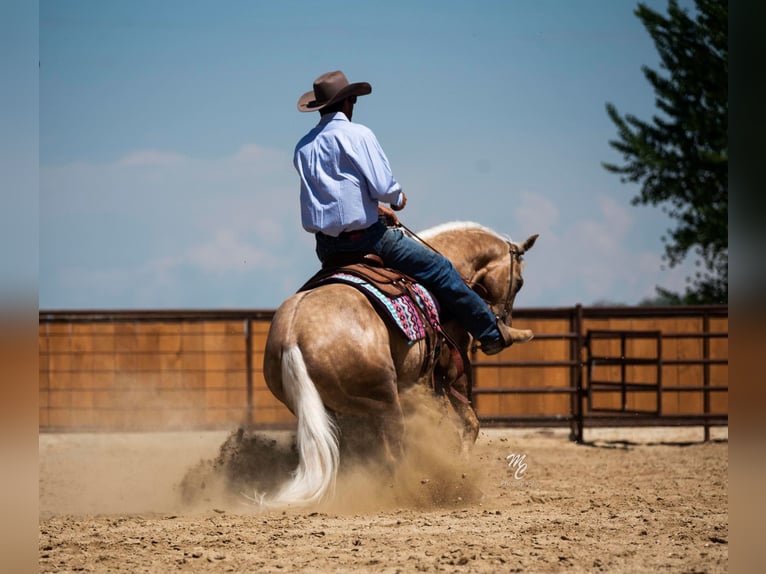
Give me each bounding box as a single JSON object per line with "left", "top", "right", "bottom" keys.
{"left": 377, "top": 407, "right": 405, "bottom": 468}
{"left": 335, "top": 393, "right": 405, "bottom": 475}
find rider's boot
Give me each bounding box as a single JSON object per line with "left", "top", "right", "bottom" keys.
{"left": 479, "top": 321, "right": 534, "bottom": 355}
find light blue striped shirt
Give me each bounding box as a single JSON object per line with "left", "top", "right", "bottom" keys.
{"left": 294, "top": 112, "right": 404, "bottom": 237}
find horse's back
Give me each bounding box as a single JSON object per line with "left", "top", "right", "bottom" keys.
{"left": 265, "top": 283, "right": 385, "bottom": 352}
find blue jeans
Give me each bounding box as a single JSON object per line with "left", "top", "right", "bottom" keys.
{"left": 315, "top": 221, "right": 500, "bottom": 343}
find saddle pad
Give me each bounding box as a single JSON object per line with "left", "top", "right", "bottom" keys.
{"left": 323, "top": 272, "right": 441, "bottom": 341}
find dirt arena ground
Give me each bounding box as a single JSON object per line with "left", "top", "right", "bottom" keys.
{"left": 40, "top": 417, "right": 728, "bottom": 573}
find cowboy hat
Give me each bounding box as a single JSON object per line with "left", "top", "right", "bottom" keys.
{"left": 297, "top": 70, "right": 372, "bottom": 112}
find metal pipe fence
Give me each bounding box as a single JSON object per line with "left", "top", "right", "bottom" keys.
{"left": 39, "top": 305, "right": 728, "bottom": 441}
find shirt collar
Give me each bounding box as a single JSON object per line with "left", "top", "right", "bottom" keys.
{"left": 317, "top": 111, "right": 349, "bottom": 127}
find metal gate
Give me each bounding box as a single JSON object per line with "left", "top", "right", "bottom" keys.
{"left": 586, "top": 329, "right": 662, "bottom": 416}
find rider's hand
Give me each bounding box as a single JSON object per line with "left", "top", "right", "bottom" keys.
{"left": 391, "top": 192, "right": 407, "bottom": 212}
{"left": 378, "top": 204, "right": 401, "bottom": 227}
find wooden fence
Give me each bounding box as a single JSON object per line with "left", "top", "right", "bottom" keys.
{"left": 38, "top": 305, "right": 728, "bottom": 441}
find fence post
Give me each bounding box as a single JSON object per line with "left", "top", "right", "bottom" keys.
{"left": 703, "top": 313, "right": 711, "bottom": 442}
{"left": 571, "top": 304, "right": 585, "bottom": 443}
{"left": 245, "top": 318, "right": 253, "bottom": 428}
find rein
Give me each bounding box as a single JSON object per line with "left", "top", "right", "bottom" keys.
{"left": 399, "top": 222, "right": 442, "bottom": 254}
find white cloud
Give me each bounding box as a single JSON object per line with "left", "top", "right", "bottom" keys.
{"left": 514, "top": 191, "right": 560, "bottom": 238}
{"left": 117, "top": 149, "right": 187, "bottom": 167}
{"left": 510, "top": 190, "right": 698, "bottom": 306}
{"left": 185, "top": 229, "right": 276, "bottom": 274}
{"left": 231, "top": 144, "right": 286, "bottom": 166}
{"left": 599, "top": 195, "right": 632, "bottom": 236}
{"left": 40, "top": 143, "right": 308, "bottom": 307}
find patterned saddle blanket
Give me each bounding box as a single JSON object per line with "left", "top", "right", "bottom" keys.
{"left": 299, "top": 262, "right": 441, "bottom": 342}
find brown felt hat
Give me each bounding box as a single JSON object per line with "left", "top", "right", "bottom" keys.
{"left": 297, "top": 70, "right": 372, "bottom": 112}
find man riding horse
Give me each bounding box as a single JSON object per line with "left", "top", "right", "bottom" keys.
{"left": 294, "top": 70, "right": 530, "bottom": 355}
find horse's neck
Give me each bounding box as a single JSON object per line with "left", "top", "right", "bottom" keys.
{"left": 436, "top": 231, "right": 506, "bottom": 278}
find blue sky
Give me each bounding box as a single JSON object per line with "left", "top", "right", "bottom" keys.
{"left": 35, "top": 0, "right": 699, "bottom": 310}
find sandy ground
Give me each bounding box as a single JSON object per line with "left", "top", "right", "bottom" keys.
{"left": 39, "top": 420, "right": 728, "bottom": 573}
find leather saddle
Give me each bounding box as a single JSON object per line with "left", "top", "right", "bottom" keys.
{"left": 300, "top": 253, "right": 416, "bottom": 299}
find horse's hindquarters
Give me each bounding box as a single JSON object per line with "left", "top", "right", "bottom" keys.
{"left": 263, "top": 284, "right": 429, "bottom": 483}
{"left": 265, "top": 285, "right": 425, "bottom": 416}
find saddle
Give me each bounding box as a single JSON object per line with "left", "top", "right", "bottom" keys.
{"left": 299, "top": 254, "right": 439, "bottom": 343}
{"left": 306, "top": 253, "right": 416, "bottom": 299}
{"left": 298, "top": 253, "right": 470, "bottom": 403}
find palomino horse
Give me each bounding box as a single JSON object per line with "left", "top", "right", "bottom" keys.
{"left": 262, "top": 222, "right": 538, "bottom": 506}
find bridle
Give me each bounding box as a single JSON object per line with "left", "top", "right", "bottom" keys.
{"left": 495, "top": 242, "right": 519, "bottom": 325}
{"left": 475, "top": 241, "right": 518, "bottom": 326}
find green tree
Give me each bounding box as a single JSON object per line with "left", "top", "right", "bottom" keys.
{"left": 604, "top": 0, "right": 727, "bottom": 304}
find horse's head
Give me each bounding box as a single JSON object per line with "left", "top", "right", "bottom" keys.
{"left": 418, "top": 222, "right": 538, "bottom": 329}
{"left": 469, "top": 233, "right": 538, "bottom": 327}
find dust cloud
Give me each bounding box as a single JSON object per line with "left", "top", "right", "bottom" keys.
{"left": 39, "top": 386, "right": 484, "bottom": 517}
{"left": 179, "top": 385, "right": 483, "bottom": 513}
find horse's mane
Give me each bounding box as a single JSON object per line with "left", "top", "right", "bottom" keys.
{"left": 418, "top": 221, "right": 511, "bottom": 243}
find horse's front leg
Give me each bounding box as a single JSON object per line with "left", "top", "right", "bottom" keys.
{"left": 446, "top": 372, "right": 480, "bottom": 457}
{"left": 434, "top": 330, "right": 480, "bottom": 457}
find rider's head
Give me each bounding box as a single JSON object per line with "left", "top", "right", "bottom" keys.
{"left": 297, "top": 70, "right": 370, "bottom": 118}
{"left": 321, "top": 95, "right": 357, "bottom": 119}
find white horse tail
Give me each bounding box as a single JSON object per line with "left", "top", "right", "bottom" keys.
{"left": 266, "top": 345, "right": 339, "bottom": 507}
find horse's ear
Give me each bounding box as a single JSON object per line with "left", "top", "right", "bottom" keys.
{"left": 520, "top": 234, "right": 539, "bottom": 254}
